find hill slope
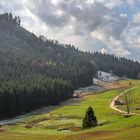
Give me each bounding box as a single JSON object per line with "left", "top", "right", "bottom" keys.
{"left": 0, "top": 13, "right": 140, "bottom": 83}
{"left": 0, "top": 13, "right": 140, "bottom": 118}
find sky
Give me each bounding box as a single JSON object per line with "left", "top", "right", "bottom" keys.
{"left": 0, "top": 0, "right": 140, "bottom": 61}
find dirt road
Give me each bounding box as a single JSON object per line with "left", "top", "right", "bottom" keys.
{"left": 110, "top": 87, "right": 140, "bottom": 115}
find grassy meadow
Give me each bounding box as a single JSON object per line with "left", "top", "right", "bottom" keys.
{"left": 0, "top": 80, "right": 140, "bottom": 140}
{"left": 118, "top": 85, "right": 140, "bottom": 114}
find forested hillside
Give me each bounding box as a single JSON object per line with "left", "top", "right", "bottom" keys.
{"left": 0, "top": 13, "right": 140, "bottom": 118}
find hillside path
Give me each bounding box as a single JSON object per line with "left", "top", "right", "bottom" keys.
{"left": 110, "top": 86, "right": 140, "bottom": 116}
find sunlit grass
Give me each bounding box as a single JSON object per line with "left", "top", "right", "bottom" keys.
{"left": 1, "top": 80, "right": 140, "bottom": 140}
{"left": 118, "top": 86, "right": 140, "bottom": 114}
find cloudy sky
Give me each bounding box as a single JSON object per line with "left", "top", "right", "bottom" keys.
{"left": 0, "top": 0, "right": 140, "bottom": 61}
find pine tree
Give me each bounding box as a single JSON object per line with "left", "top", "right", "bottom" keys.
{"left": 82, "top": 106, "right": 97, "bottom": 129}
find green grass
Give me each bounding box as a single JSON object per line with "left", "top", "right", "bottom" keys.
{"left": 118, "top": 86, "right": 140, "bottom": 114}
{"left": 0, "top": 80, "right": 140, "bottom": 140}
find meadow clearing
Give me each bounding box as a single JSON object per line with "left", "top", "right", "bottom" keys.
{"left": 0, "top": 80, "right": 140, "bottom": 140}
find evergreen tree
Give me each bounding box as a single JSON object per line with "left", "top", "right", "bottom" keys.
{"left": 82, "top": 106, "right": 97, "bottom": 129}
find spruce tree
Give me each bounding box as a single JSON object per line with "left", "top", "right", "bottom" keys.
{"left": 82, "top": 106, "right": 97, "bottom": 129}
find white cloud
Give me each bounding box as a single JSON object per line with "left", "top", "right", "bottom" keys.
{"left": 108, "top": 37, "right": 131, "bottom": 56}
{"left": 133, "top": 12, "right": 140, "bottom": 24}
{"left": 126, "top": 0, "right": 135, "bottom": 7}
{"left": 104, "top": 0, "right": 123, "bottom": 9}
{"left": 0, "top": 0, "right": 140, "bottom": 61}
{"left": 90, "top": 30, "right": 106, "bottom": 41}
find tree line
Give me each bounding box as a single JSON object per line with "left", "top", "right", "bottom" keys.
{"left": 0, "top": 77, "right": 73, "bottom": 118}
{"left": 0, "top": 13, "right": 20, "bottom": 25}
{"left": 92, "top": 52, "right": 140, "bottom": 79}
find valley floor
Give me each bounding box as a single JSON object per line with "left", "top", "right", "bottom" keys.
{"left": 0, "top": 80, "right": 140, "bottom": 140}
